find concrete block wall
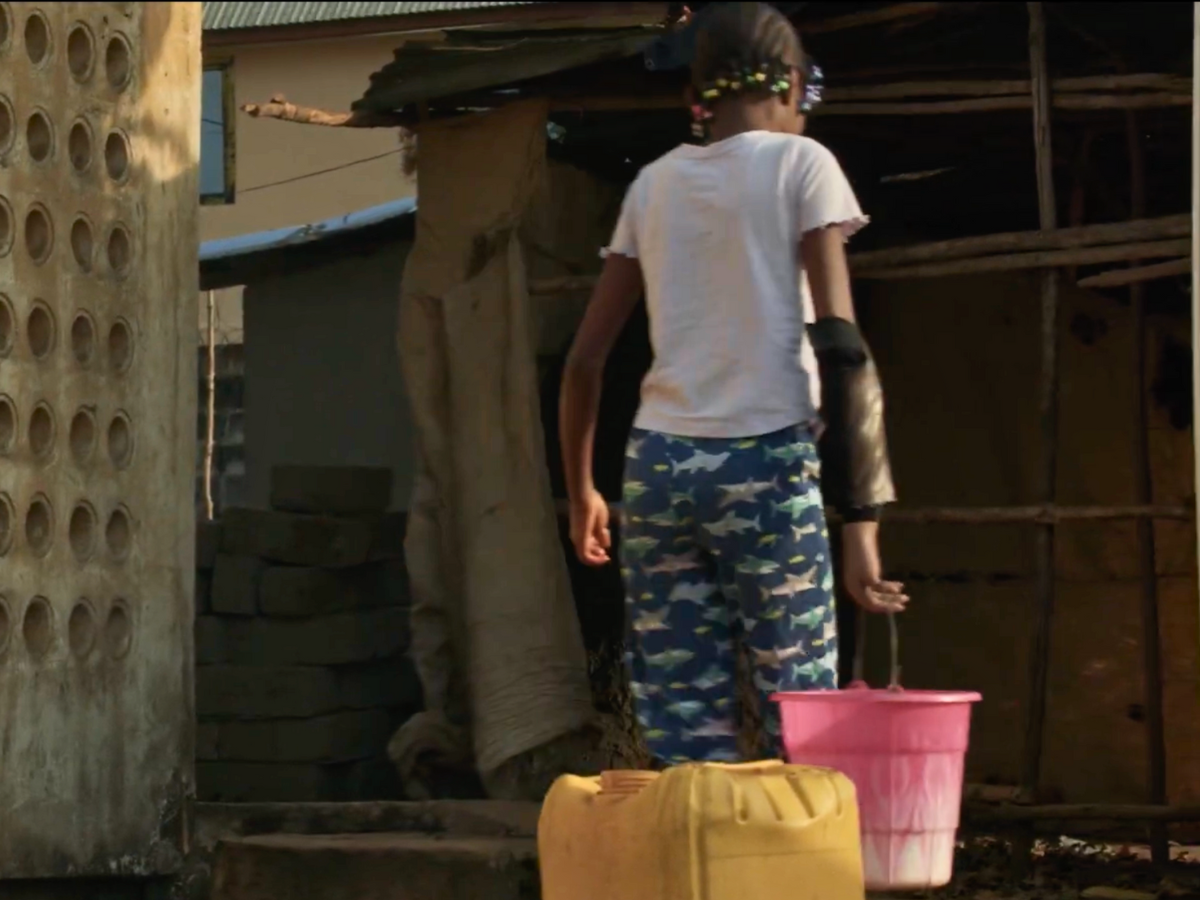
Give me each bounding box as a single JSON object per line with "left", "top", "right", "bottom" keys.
{"left": 193, "top": 466, "right": 420, "bottom": 801}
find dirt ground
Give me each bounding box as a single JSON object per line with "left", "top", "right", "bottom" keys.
{"left": 891, "top": 838, "right": 1200, "bottom": 900}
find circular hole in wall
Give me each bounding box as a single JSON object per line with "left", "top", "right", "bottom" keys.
{"left": 106, "top": 224, "right": 131, "bottom": 276}
{"left": 23, "top": 10, "right": 49, "bottom": 66}
{"left": 70, "top": 216, "right": 93, "bottom": 271}
{"left": 0, "top": 397, "right": 14, "bottom": 455}
{"left": 70, "top": 311, "right": 95, "bottom": 364}
{"left": 0, "top": 597, "right": 10, "bottom": 657}
{"left": 0, "top": 294, "right": 13, "bottom": 356}
{"left": 25, "top": 495, "right": 53, "bottom": 557}
{"left": 105, "top": 506, "right": 131, "bottom": 561}
{"left": 25, "top": 109, "right": 52, "bottom": 162}
{"left": 68, "top": 502, "right": 96, "bottom": 560}
{"left": 107, "top": 411, "right": 132, "bottom": 469}
{"left": 0, "top": 4, "right": 11, "bottom": 51}
{"left": 104, "top": 130, "right": 130, "bottom": 182}
{"left": 28, "top": 402, "right": 55, "bottom": 460}
{"left": 24, "top": 204, "right": 52, "bottom": 263}
{"left": 104, "top": 34, "right": 131, "bottom": 90}
{"left": 104, "top": 602, "right": 132, "bottom": 659}
{"left": 23, "top": 596, "right": 53, "bottom": 658}
{"left": 0, "top": 195, "right": 12, "bottom": 256}
{"left": 66, "top": 22, "right": 94, "bottom": 82}
{"left": 68, "top": 119, "right": 92, "bottom": 172}
{"left": 26, "top": 301, "right": 55, "bottom": 358}
{"left": 0, "top": 493, "right": 12, "bottom": 554}
{"left": 0, "top": 95, "right": 13, "bottom": 155}
{"left": 69, "top": 408, "right": 96, "bottom": 464}
{"left": 108, "top": 319, "right": 132, "bottom": 372}
{"left": 68, "top": 600, "right": 96, "bottom": 658}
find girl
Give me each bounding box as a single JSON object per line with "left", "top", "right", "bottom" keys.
{"left": 559, "top": 2, "right": 907, "bottom": 766}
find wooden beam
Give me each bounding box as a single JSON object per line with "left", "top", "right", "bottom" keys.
{"left": 825, "top": 73, "right": 1191, "bottom": 101}
{"left": 529, "top": 239, "right": 1191, "bottom": 294}
{"left": 1021, "top": 0, "right": 1058, "bottom": 829}
{"left": 551, "top": 499, "right": 1194, "bottom": 523}
{"left": 850, "top": 215, "right": 1190, "bottom": 269}
{"left": 880, "top": 504, "right": 1192, "bottom": 524}
{"left": 238, "top": 78, "right": 1193, "bottom": 129}
{"left": 1076, "top": 257, "right": 1190, "bottom": 288}
{"left": 855, "top": 238, "right": 1191, "bottom": 280}
{"left": 819, "top": 92, "right": 1190, "bottom": 115}
{"left": 965, "top": 803, "right": 1200, "bottom": 823}
{"left": 801, "top": 2, "right": 946, "bottom": 34}
{"left": 241, "top": 95, "right": 407, "bottom": 128}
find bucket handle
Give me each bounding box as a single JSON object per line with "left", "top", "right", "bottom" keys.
{"left": 850, "top": 608, "right": 902, "bottom": 691}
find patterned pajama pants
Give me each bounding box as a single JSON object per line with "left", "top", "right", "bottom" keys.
{"left": 621, "top": 424, "right": 837, "bottom": 765}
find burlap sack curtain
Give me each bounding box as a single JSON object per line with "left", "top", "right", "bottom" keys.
{"left": 392, "top": 101, "right": 594, "bottom": 787}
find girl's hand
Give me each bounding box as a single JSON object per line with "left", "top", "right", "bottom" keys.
{"left": 842, "top": 521, "right": 908, "bottom": 613}
{"left": 570, "top": 489, "right": 612, "bottom": 567}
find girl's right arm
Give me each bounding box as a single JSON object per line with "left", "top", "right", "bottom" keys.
{"left": 559, "top": 252, "right": 644, "bottom": 566}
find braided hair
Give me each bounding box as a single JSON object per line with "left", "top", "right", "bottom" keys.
{"left": 690, "top": 3, "right": 822, "bottom": 114}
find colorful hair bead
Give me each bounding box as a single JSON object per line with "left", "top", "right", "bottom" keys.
{"left": 799, "top": 62, "right": 824, "bottom": 113}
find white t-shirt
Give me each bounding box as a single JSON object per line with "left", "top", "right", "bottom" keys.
{"left": 604, "top": 131, "right": 868, "bottom": 439}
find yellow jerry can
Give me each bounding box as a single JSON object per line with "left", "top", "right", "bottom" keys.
{"left": 539, "top": 762, "right": 865, "bottom": 900}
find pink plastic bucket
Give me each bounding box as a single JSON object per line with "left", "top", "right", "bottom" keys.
{"left": 772, "top": 686, "right": 981, "bottom": 891}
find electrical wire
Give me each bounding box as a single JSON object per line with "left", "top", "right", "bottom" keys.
{"left": 238, "top": 148, "right": 404, "bottom": 194}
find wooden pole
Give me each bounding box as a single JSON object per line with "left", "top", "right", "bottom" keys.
{"left": 1194, "top": 8, "right": 1200, "bottom": 786}
{"left": 855, "top": 238, "right": 1189, "bottom": 280}
{"left": 825, "top": 73, "right": 1191, "bottom": 101}
{"left": 801, "top": 2, "right": 946, "bottom": 34}
{"left": 1077, "top": 257, "right": 1190, "bottom": 289}
{"left": 849, "top": 214, "right": 1190, "bottom": 269}
{"left": 530, "top": 237, "right": 1191, "bottom": 298}
{"left": 1021, "top": 0, "right": 1059, "bottom": 830}
{"left": 204, "top": 291, "right": 216, "bottom": 521}
{"left": 552, "top": 499, "right": 1193, "bottom": 523}
{"left": 966, "top": 802, "right": 1200, "bottom": 823}
{"left": 1125, "top": 107, "right": 1170, "bottom": 864}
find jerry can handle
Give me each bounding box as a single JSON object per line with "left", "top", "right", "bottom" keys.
{"left": 848, "top": 608, "right": 902, "bottom": 691}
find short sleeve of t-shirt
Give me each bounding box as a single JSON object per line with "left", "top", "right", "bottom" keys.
{"left": 601, "top": 177, "right": 641, "bottom": 258}
{"left": 791, "top": 139, "right": 869, "bottom": 241}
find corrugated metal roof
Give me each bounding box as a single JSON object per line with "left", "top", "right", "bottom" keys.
{"left": 199, "top": 197, "right": 418, "bottom": 290}
{"left": 354, "top": 28, "right": 659, "bottom": 111}
{"left": 202, "top": 2, "right": 535, "bottom": 32}
{"left": 200, "top": 197, "right": 416, "bottom": 263}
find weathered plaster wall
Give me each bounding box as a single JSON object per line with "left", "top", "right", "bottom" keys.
{"left": 0, "top": 0, "right": 198, "bottom": 875}
{"left": 241, "top": 243, "right": 416, "bottom": 511}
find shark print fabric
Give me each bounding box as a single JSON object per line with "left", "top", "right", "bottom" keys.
{"left": 621, "top": 423, "right": 837, "bottom": 765}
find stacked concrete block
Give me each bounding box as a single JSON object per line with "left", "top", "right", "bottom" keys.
{"left": 194, "top": 466, "right": 419, "bottom": 802}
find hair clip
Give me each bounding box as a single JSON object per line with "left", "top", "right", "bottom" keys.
{"left": 799, "top": 62, "right": 824, "bottom": 113}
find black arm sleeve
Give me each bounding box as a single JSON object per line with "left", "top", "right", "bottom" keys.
{"left": 808, "top": 317, "right": 897, "bottom": 515}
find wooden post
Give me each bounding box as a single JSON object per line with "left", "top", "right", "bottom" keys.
{"left": 1125, "top": 107, "right": 1170, "bottom": 864}
{"left": 1193, "top": 0, "right": 1200, "bottom": 844}
{"left": 203, "top": 290, "right": 216, "bottom": 521}
{"left": 1018, "top": 1, "right": 1059, "bottom": 867}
